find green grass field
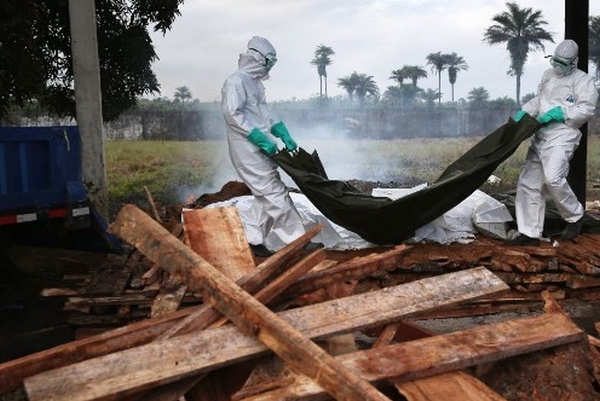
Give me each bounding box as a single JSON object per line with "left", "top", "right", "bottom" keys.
{"left": 106, "top": 136, "right": 600, "bottom": 216}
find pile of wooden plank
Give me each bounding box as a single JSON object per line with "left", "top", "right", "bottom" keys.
{"left": 42, "top": 222, "right": 600, "bottom": 332}
{"left": 2, "top": 204, "right": 600, "bottom": 400}
{"left": 35, "top": 181, "right": 600, "bottom": 332}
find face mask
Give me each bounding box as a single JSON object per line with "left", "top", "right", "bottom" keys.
{"left": 249, "top": 48, "right": 278, "bottom": 72}
{"left": 263, "top": 53, "right": 277, "bottom": 72}
{"left": 550, "top": 56, "right": 575, "bottom": 76}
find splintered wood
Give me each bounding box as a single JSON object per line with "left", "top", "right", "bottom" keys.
{"left": 3, "top": 202, "right": 600, "bottom": 401}
{"left": 102, "top": 204, "right": 391, "bottom": 401}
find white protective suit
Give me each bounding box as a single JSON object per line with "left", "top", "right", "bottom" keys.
{"left": 515, "top": 40, "right": 599, "bottom": 238}
{"left": 221, "top": 36, "right": 306, "bottom": 251}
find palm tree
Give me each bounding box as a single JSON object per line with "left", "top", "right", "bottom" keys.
{"left": 353, "top": 73, "right": 380, "bottom": 108}
{"left": 389, "top": 67, "right": 409, "bottom": 87}
{"left": 403, "top": 65, "right": 428, "bottom": 88}
{"left": 483, "top": 2, "right": 554, "bottom": 106}
{"left": 419, "top": 88, "right": 441, "bottom": 108}
{"left": 446, "top": 53, "right": 469, "bottom": 103}
{"left": 310, "top": 44, "right": 335, "bottom": 97}
{"left": 174, "top": 86, "right": 192, "bottom": 103}
{"left": 383, "top": 86, "right": 403, "bottom": 106}
{"left": 389, "top": 67, "right": 410, "bottom": 108}
{"left": 426, "top": 52, "right": 451, "bottom": 105}
{"left": 337, "top": 74, "right": 358, "bottom": 100}
{"left": 383, "top": 84, "right": 422, "bottom": 109}
{"left": 467, "top": 87, "right": 490, "bottom": 109}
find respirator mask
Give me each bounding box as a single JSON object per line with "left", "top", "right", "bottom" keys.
{"left": 549, "top": 55, "right": 577, "bottom": 76}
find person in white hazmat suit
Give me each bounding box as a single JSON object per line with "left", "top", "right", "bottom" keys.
{"left": 221, "top": 36, "right": 319, "bottom": 256}
{"left": 506, "top": 39, "right": 599, "bottom": 246}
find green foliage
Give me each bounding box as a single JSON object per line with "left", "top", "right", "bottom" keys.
{"left": 468, "top": 87, "right": 490, "bottom": 108}
{"left": 105, "top": 137, "right": 600, "bottom": 211}
{"left": 311, "top": 44, "right": 335, "bottom": 97}
{"left": 591, "top": 16, "right": 600, "bottom": 73}
{"left": 337, "top": 72, "right": 380, "bottom": 108}
{"left": 174, "top": 86, "right": 193, "bottom": 103}
{"left": 106, "top": 140, "right": 226, "bottom": 208}
{"left": 0, "top": 0, "right": 183, "bottom": 121}
{"left": 483, "top": 2, "right": 554, "bottom": 105}
{"left": 521, "top": 92, "right": 536, "bottom": 104}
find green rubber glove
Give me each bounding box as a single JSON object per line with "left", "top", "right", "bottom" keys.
{"left": 270, "top": 121, "right": 298, "bottom": 151}
{"left": 513, "top": 110, "right": 528, "bottom": 122}
{"left": 537, "top": 106, "right": 565, "bottom": 124}
{"left": 247, "top": 128, "right": 278, "bottom": 156}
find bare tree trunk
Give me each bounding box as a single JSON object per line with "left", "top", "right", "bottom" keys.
{"left": 516, "top": 74, "right": 522, "bottom": 107}
{"left": 438, "top": 72, "right": 442, "bottom": 105}
{"left": 319, "top": 75, "right": 323, "bottom": 97}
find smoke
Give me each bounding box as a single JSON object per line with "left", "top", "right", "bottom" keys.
{"left": 175, "top": 140, "right": 239, "bottom": 204}
{"left": 176, "top": 117, "right": 415, "bottom": 204}
{"left": 288, "top": 123, "right": 375, "bottom": 183}
{"left": 287, "top": 120, "right": 417, "bottom": 187}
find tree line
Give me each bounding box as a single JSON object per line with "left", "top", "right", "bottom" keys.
{"left": 1, "top": 1, "right": 600, "bottom": 124}
{"left": 312, "top": 2, "right": 600, "bottom": 108}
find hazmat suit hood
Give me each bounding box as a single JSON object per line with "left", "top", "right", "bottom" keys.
{"left": 549, "top": 39, "right": 579, "bottom": 76}
{"left": 237, "top": 36, "right": 277, "bottom": 80}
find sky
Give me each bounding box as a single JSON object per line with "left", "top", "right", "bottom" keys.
{"left": 148, "top": 1, "right": 600, "bottom": 104}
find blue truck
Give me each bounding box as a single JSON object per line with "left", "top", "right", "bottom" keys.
{"left": 0, "top": 125, "right": 121, "bottom": 253}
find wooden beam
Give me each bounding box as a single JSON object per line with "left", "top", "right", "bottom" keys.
{"left": 234, "top": 311, "right": 583, "bottom": 400}
{"left": 280, "top": 245, "right": 408, "bottom": 301}
{"left": 231, "top": 315, "right": 507, "bottom": 401}
{"left": 23, "top": 266, "right": 507, "bottom": 401}
{"left": 101, "top": 204, "right": 392, "bottom": 401}
{"left": 396, "top": 372, "right": 508, "bottom": 401}
{"left": 386, "top": 325, "right": 505, "bottom": 401}
{"left": 127, "top": 207, "right": 327, "bottom": 401}
{"left": 0, "top": 225, "right": 320, "bottom": 395}
{"left": 182, "top": 206, "right": 256, "bottom": 281}
{"left": 135, "top": 249, "right": 327, "bottom": 401}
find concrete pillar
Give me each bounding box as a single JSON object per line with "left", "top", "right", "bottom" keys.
{"left": 565, "top": 0, "right": 589, "bottom": 206}
{"left": 68, "top": 0, "right": 108, "bottom": 219}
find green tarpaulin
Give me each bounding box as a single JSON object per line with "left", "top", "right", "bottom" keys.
{"left": 273, "top": 116, "right": 541, "bottom": 245}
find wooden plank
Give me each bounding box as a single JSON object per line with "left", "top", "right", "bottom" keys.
{"left": 66, "top": 293, "right": 167, "bottom": 307}
{"left": 386, "top": 323, "right": 505, "bottom": 401}
{"left": 140, "top": 264, "right": 161, "bottom": 286}
{"left": 397, "top": 371, "right": 507, "bottom": 401}
{"left": 567, "top": 275, "right": 600, "bottom": 289}
{"left": 150, "top": 277, "right": 189, "bottom": 318}
{"left": 152, "top": 206, "right": 256, "bottom": 319}
{"left": 280, "top": 245, "right": 408, "bottom": 301}
{"left": 494, "top": 272, "right": 570, "bottom": 285}
{"left": 372, "top": 315, "right": 504, "bottom": 401}
{"left": 182, "top": 206, "right": 255, "bottom": 281}
{"left": 149, "top": 220, "right": 191, "bottom": 317}
{"left": 132, "top": 208, "right": 325, "bottom": 401}
{"left": 235, "top": 311, "right": 583, "bottom": 400}
{"left": 0, "top": 226, "right": 320, "bottom": 395}
{"left": 137, "top": 249, "right": 327, "bottom": 401}
{"left": 23, "top": 266, "right": 507, "bottom": 401}
{"left": 573, "top": 234, "right": 600, "bottom": 258}
{"left": 100, "top": 204, "right": 392, "bottom": 401}
{"left": 157, "top": 227, "right": 324, "bottom": 341}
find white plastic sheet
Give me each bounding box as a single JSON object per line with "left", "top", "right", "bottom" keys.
{"left": 202, "top": 187, "right": 513, "bottom": 249}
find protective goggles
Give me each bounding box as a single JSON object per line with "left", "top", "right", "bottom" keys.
{"left": 249, "top": 48, "right": 277, "bottom": 70}
{"left": 549, "top": 56, "right": 573, "bottom": 68}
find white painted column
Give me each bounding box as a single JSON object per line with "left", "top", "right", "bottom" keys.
{"left": 68, "top": 0, "right": 108, "bottom": 219}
